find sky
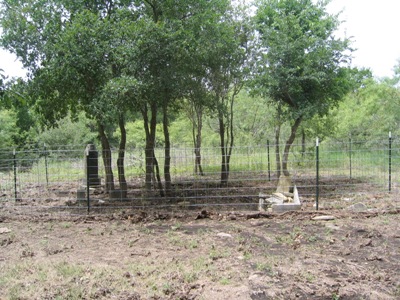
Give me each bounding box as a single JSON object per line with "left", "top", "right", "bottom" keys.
{"left": 1, "top": 0, "right": 400, "bottom": 80}
{"left": 326, "top": 0, "right": 400, "bottom": 78}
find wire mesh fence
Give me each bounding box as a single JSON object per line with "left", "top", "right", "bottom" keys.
{"left": 0, "top": 138, "right": 399, "bottom": 214}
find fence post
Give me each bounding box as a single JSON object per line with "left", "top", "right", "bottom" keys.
{"left": 389, "top": 131, "right": 392, "bottom": 192}
{"left": 315, "top": 138, "right": 319, "bottom": 211}
{"left": 267, "top": 140, "right": 271, "bottom": 181}
{"left": 13, "top": 149, "right": 19, "bottom": 201}
{"left": 44, "top": 143, "right": 49, "bottom": 187}
{"left": 349, "top": 138, "right": 352, "bottom": 179}
{"left": 86, "top": 148, "right": 90, "bottom": 213}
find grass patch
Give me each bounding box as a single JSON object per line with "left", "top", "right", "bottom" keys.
{"left": 0, "top": 260, "right": 136, "bottom": 299}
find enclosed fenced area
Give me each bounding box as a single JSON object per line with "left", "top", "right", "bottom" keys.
{"left": 1, "top": 138, "right": 399, "bottom": 215}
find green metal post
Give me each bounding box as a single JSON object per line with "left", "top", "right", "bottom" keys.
{"left": 389, "top": 131, "right": 392, "bottom": 192}
{"left": 13, "top": 149, "right": 18, "bottom": 201}
{"left": 316, "top": 138, "right": 319, "bottom": 211}
{"left": 349, "top": 138, "right": 352, "bottom": 179}
{"left": 267, "top": 140, "right": 271, "bottom": 181}
{"left": 44, "top": 143, "right": 49, "bottom": 187}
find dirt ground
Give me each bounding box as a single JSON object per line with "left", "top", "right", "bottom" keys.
{"left": 0, "top": 205, "right": 399, "bottom": 300}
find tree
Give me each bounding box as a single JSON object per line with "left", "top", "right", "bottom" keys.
{"left": 1, "top": 0, "right": 134, "bottom": 193}
{"left": 184, "top": 86, "right": 209, "bottom": 176}
{"left": 0, "top": 76, "right": 37, "bottom": 147}
{"left": 121, "top": 0, "right": 242, "bottom": 194}
{"left": 253, "top": 0, "right": 354, "bottom": 179}
{"left": 0, "top": 69, "right": 5, "bottom": 99}
{"left": 193, "top": 4, "right": 252, "bottom": 186}
{"left": 332, "top": 77, "right": 400, "bottom": 145}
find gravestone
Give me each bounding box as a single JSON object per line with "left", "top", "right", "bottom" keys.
{"left": 84, "top": 144, "right": 101, "bottom": 186}
{"left": 276, "top": 175, "right": 292, "bottom": 194}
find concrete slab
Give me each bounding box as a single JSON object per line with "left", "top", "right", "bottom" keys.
{"left": 271, "top": 203, "right": 302, "bottom": 213}
{"left": 271, "top": 185, "right": 302, "bottom": 213}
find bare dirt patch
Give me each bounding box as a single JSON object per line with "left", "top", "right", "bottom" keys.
{"left": 0, "top": 207, "right": 399, "bottom": 300}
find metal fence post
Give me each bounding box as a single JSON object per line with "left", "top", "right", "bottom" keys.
{"left": 13, "top": 149, "right": 18, "bottom": 201}
{"left": 44, "top": 143, "right": 49, "bottom": 187}
{"left": 389, "top": 131, "right": 392, "bottom": 192}
{"left": 349, "top": 138, "right": 352, "bottom": 179}
{"left": 315, "top": 138, "right": 319, "bottom": 211}
{"left": 267, "top": 140, "right": 271, "bottom": 181}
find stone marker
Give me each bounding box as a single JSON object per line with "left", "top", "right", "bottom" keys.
{"left": 77, "top": 188, "right": 86, "bottom": 203}
{"left": 259, "top": 185, "right": 302, "bottom": 213}
{"left": 84, "top": 144, "right": 101, "bottom": 186}
{"left": 276, "top": 175, "right": 292, "bottom": 193}
{"left": 271, "top": 185, "right": 301, "bottom": 213}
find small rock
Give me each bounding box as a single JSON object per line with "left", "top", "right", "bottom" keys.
{"left": 64, "top": 200, "right": 77, "bottom": 206}
{"left": 216, "top": 232, "right": 232, "bottom": 238}
{"left": 312, "top": 215, "right": 336, "bottom": 221}
{"left": 195, "top": 210, "right": 210, "bottom": 219}
{"left": 248, "top": 273, "right": 263, "bottom": 282}
{"left": 250, "top": 289, "right": 267, "bottom": 300}
{"left": 0, "top": 227, "right": 11, "bottom": 234}
{"left": 348, "top": 202, "right": 367, "bottom": 212}
{"left": 313, "top": 202, "right": 324, "bottom": 209}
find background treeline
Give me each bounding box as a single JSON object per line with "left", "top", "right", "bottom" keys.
{"left": 1, "top": 0, "right": 399, "bottom": 195}
{"left": 2, "top": 77, "right": 399, "bottom": 154}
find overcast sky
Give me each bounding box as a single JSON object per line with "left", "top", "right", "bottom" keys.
{"left": 327, "top": 0, "right": 400, "bottom": 78}
{"left": 1, "top": 0, "right": 400, "bottom": 79}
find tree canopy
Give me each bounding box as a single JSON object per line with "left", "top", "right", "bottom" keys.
{"left": 252, "top": 0, "right": 356, "bottom": 177}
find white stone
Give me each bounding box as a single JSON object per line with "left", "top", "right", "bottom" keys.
{"left": 0, "top": 227, "right": 11, "bottom": 234}
{"left": 216, "top": 232, "right": 233, "bottom": 238}
{"left": 312, "top": 215, "right": 336, "bottom": 221}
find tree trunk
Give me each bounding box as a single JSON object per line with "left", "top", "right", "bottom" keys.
{"left": 142, "top": 106, "right": 153, "bottom": 192}
{"left": 163, "top": 102, "right": 172, "bottom": 196}
{"left": 275, "top": 124, "right": 281, "bottom": 179}
{"left": 282, "top": 116, "right": 303, "bottom": 176}
{"left": 194, "top": 135, "right": 204, "bottom": 176}
{"left": 226, "top": 92, "right": 235, "bottom": 175}
{"left": 117, "top": 114, "right": 127, "bottom": 197}
{"left": 152, "top": 154, "right": 164, "bottom": 196}
{"left": 274, "top": 104, "right": 283, "bottom": 179}
{"left": 98, "top": 123, "right": 114, "bottom": 193}
{"left": 219, "top": 111, "right": 229, "bottom": 187}
{"left": 193, "top": 106, "right": 204, "bottom": 176}
{"left": 218, "top": 90, "right": 237, "bottom": 187}
{"left": 142, "top": 103, "right": 163, "bottom": 195}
